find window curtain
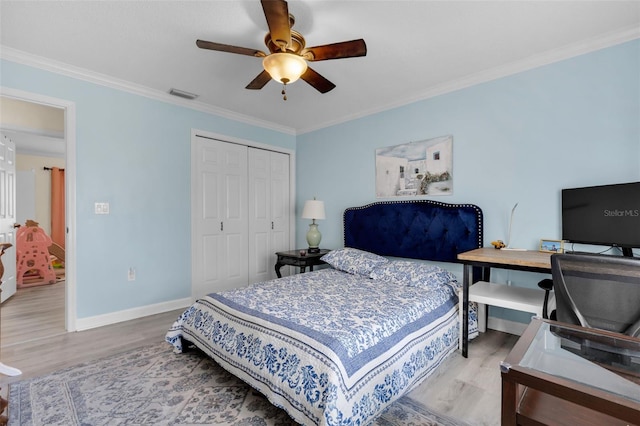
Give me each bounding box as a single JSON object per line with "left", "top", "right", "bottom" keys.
{"left": 50, "top": 167, "right": 65, "bottom": 248}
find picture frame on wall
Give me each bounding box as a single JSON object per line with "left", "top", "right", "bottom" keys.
{"left": 375, "top": 135, "right": 453, "bottom": 198}
{"left": 540, "top": 239, "right": 564, "bottom": 253}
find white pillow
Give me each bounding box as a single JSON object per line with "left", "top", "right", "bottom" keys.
{"left": 369, "top": 260, "right": 458, "bottom": 289}
{"left": 321, "top": 248, "right": 388, "bottom": 276}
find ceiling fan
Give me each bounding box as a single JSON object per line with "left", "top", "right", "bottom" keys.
{"left": 196, "top": 0, "right": 367, "bottom": 99}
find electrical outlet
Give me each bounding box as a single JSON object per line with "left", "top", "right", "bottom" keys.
{"left": 128, "top": 267, "right": 136, "bottom": 281}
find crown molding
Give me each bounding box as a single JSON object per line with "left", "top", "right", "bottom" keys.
{"left": 0, "top": 46, "right": 296, "bottom": 136}
{"left": 297, "top": 25, "right": 640, "bottom": 134}
{"left": 2, "top": 23, "right": 638, "bottom": 137}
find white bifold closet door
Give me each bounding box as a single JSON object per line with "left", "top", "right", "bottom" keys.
{"left": 192, "top": 136, "right": 290, "bottom": 299}
{"left": 248, "top": 148, "right": 290, "bottom": 284}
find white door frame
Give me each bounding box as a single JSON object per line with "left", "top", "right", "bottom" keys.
{"left": 190, "top": 128, "right": 296, "bottom": 300}
{"left": 1, "top": 87, "right": 77, "bottom": 332}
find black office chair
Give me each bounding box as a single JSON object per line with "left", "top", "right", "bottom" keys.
{"left": 548, "top": 253, "right": 640, "bottom": 337}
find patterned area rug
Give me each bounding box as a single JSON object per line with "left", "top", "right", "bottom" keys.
{"left": 8, "top": 342, "right": 467, "bottom": 426}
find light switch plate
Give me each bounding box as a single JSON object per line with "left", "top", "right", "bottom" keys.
{"left": 95, "top": 202, "right": 110, "bottom": 215}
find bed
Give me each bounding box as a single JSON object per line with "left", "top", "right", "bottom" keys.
{"left": 166, "top": 200, "right": 483, "bottom": 425}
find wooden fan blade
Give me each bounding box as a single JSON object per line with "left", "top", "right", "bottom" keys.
{"left": 246, "top": 70, "right": 272, "bottom": 90}
{"left": 304, "top": 39, "right": 367, "bottom": 61}
{"left": 301, "top": 67, "right": 336, "bottom": 94}
{"left": 196, "top": 40, "right": 265, "bottom": 57}
{"left": 261, "top": 0, "right": 291, "bottom": 50}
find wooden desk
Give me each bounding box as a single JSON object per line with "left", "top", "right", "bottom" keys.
{"left": 501, "top": 318, "right": 640, "bottom": 425}
{"left": 458, "top": 248, "right": 552, "bottom": 271}
{"left": 458, "top": 248, "right": 552, "bottom": 357}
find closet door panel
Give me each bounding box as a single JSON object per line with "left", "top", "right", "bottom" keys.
{"left": 202, "top": 234, "right": 221, "bottom": 283}
{"left": 251, "top": 231, "right": 270, "bottom": 277}
{"left": 202, "top": 172, "right": 219, "bottom": 220}
{"left": 224, "top": 175, "right": 243, "bottom": 219}
{"left": 220, "top": 144, "right": 248, "bottom": 291}
{"left": 194, "top": 147, "right": 224, "bottom": 297}
{"left": 248, "top": 149, "right": 290, "bottom": 283}
{"left": 223, "top": 173, "right": 247, "bottom": 264}
{"left": 225, "top": 233, "right": 246, "bottom": 281}
{"left": 248, "top": 148, "right": 272, "bottom": 283}
{"left": 269, "top": 151, "right": 290, "bottom": 263}
{"left": 193, "top": 138, "right": 248, "bottom": 297}
{"left": 249, "top": 176, "right": 270, "bottom": 279}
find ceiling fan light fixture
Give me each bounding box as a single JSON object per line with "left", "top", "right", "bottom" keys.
{"left": 262, "top": 52, "right": 307, "bottom": 84}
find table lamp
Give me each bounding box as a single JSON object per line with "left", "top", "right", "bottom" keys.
{"left": 302, "top": 199, "right": 325, "bottom": 253}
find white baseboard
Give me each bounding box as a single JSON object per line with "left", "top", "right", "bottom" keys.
{"left": 486, "top": 316, "right": 531, "bottom": 336}
{"left": 75, "top": 297, "right": 192, "bottom": 331}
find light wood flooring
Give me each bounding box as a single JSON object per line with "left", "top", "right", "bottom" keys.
{"left": 1, "top": 280, "right": 66, "bottom": 347}
{"left": 0, "top": 284, "right": 517, "bottom": 425}
{"left": 409, "top": 330, "right": 518, "bottom": 425}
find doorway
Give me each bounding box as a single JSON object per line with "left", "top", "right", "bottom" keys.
{"left": 0, "top": 88, "right": 77, "bottom": 349}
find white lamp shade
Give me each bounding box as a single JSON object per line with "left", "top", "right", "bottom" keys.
{"left": 263, "top": 52, "right": 308, "bottom": 84}
{"left": 302, "top": 200, "right": 325, "bottom": 220}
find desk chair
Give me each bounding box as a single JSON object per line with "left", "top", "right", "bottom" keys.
{"left": 549, "top": 253, "right": 640, "bottom": 337}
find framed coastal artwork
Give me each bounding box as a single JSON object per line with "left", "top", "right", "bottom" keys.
{"left": 540, "top": 239, "right": 564, "bottom": 253}
{"left": 375, "top": 135, "right": 453, "bottom": 198}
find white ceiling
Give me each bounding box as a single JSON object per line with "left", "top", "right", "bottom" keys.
{"left": 1, "top": 1, "right": 639, "bottom": 135}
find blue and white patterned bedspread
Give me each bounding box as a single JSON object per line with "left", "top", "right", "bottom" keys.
{"left": 166, "top": 268, "right": 475, "bottom": 425}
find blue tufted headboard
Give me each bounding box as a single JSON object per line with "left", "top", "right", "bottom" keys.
{"left": 344, "top": 200, "right": 483, "bottom": 263}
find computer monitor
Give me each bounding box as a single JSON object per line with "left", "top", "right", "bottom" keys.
{"left": 562, "top": 182, "right": 640, "bottom": 257}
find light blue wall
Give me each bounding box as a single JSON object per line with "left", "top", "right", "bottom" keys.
{"left": 2, "top": 39, "right": 638, "bottom": 324}
{"left": 1, "top": 59, "right": 295, "bottom": 319}
{"left": 296, "top": 40, "right": 640, "bottom": 323}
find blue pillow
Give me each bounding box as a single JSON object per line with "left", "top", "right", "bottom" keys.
{"left": 321, "top": 248, "right": 388, "bottom": 276}
{"left": 369, "top": 260, "right": 458, "bottom": 289}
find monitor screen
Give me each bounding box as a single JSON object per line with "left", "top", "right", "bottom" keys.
{"left": 562, "top": 182, "right": 640, "bottom": 249}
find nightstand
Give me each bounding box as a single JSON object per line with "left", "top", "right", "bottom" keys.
{"left": 274, "top": 249, "right": 330, "bottom": 278}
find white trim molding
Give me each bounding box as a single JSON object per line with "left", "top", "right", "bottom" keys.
{"left": 297, "top": 25, "right": 640, "bottom": 134}
{"left": 1, "top": 46, "right": 296, "bottom": 136}
{"left": 1, "top": 86, "right": 78, "bottom": 332}
{"left": 3, "top": 24, "right": 638, "bottom": 137}
{"left": 75, "top": 297, "right": 192, "bottom": 331}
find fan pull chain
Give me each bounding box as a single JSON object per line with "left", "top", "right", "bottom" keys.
{"left": 281, "top": 82, "right": 287, "bottom": 101}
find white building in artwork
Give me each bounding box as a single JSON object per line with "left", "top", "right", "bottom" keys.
{"left": 426, "top": 139, "right": 451, "bottom": 175}
{"left": 375, "top": 155, "right": 407, "bottom": 197}
{"left": 375, "top": 135, "right": 453, "bottom": 197}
